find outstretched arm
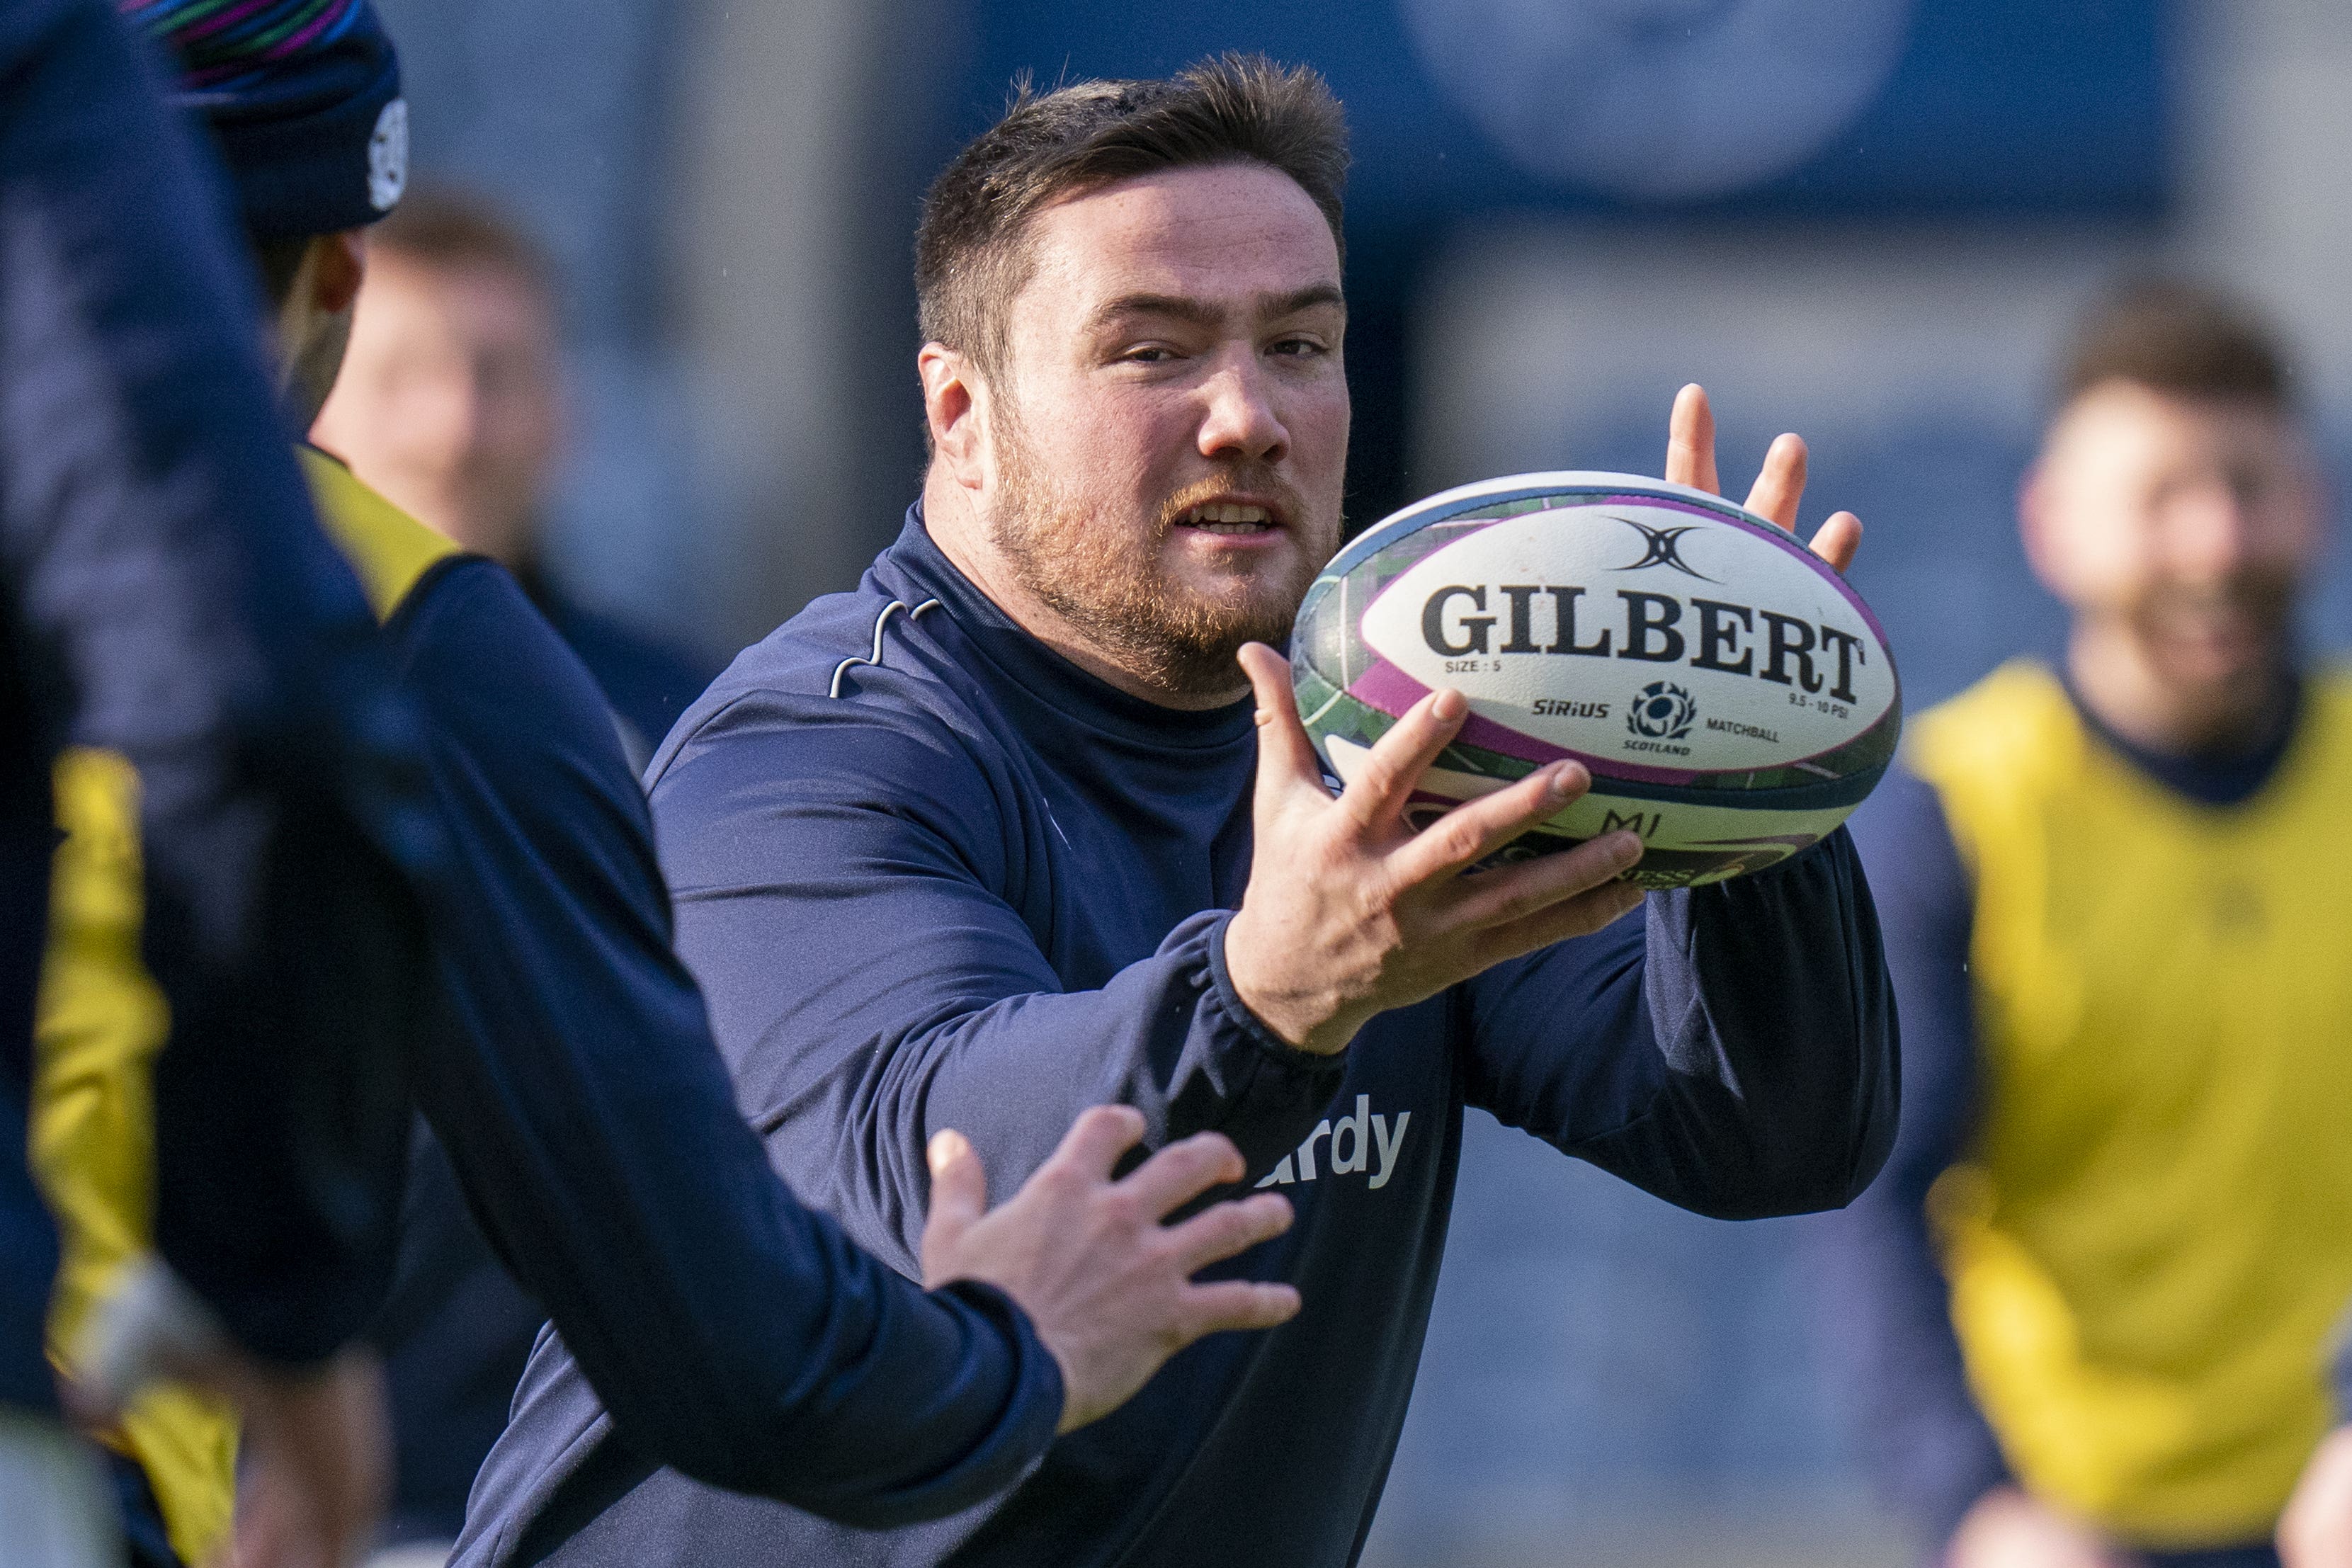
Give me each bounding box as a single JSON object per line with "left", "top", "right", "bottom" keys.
{"left": 1461, "top": 822, "right": 1896, "bottom": 1217}
{"left": 396, "top": 562, "right": 1292, "bottom": 1518}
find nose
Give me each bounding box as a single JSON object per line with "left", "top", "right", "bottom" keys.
{"left": 1196, "top": 351, "right": 1288, "bottom": 466}
{"left": 2166, "top": 473, "right": 2256, "bottom": 579}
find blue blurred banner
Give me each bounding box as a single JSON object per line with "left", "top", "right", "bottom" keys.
{"left": 961, "top": 0, "right": 2171, "bottom": 236}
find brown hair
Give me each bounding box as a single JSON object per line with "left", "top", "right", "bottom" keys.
{"left": 2061, "top": 278, "right": 2294, "bottom": 410}
{"left": 915, "top": 51, "right": 1349, "bottom": 377}
{"left": 368, "top": 187, "right": 558, "bottom": 307}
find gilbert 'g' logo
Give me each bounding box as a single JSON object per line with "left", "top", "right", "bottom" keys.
{"left": 1627, "top": 681, "right": 1696, "bottom": 739}
{"left": 1611, "top": 516, "right": 1716, "bottom": 582}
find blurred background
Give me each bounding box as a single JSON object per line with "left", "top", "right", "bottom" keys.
{"left": 365, "top": 1, "right": 2352, "bottom": 1562}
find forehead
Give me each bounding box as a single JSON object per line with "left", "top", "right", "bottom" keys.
{"left": 367, "top": 251, "right": 551, "bottom": 325}
{"left": 2052, "top": 380, "right": 2295, "bottom": 465}
{"left": 1018, "top": 162, "right": 1341, "bottom": 310}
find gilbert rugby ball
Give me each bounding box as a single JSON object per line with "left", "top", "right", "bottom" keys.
{"left": 1290, "top": 472, "right": 1900, "bottom": 888}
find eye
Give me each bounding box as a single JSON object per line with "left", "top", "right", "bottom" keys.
{"left": 1270, "top": 336, "right": 1326, "bottom": 358}
{"left": 1120, "top": 343, "right": 1180, "bottom": 365}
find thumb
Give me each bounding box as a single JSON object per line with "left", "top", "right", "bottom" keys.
{"left": 1237, "top": 642, "right": 1326, "bottom": 809}
{"left": 921, "top": 1129, "right": 987, "bottom": 1284}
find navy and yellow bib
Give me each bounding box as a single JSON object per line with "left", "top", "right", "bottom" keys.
{"left": 1915, "top": 659, "right": 2352, "bottom": 1546}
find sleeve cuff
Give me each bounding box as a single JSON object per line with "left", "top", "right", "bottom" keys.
{"left": 1203, "top": 910, "right": 1342, "bottom": 1072}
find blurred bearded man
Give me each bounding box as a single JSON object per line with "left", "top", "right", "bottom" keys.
{"left": 458, "top": 52, "right": 1899, "bottom": 1568}
{"left": 1824, "top": 280, "right": 2348, "bottom": 1568}
{"left": 312, "top": 192, "right": 717, "bottom": 766}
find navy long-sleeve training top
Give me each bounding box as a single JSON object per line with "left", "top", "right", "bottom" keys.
{"left": 372, "top": 541, "right": 1062, "bottom": 1528}
{"left": 0, "top": 0, "right": 434, "bottom": 1413}
{"left": 1814, "top": 687, "right": 2298, "bottom": 1552}
{"left": 371, "top": 578, "right": 715, "bottom": 1546}
{"left": 455, "top": 509, "right": 1900, "bottom": 1568}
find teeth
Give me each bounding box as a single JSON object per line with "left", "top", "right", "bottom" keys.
{"left": 1183, "top": 502, "right": 1272, "bottom": 530}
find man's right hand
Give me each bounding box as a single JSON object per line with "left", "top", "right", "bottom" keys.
{"left": 1946, "top": 1486, "right": 2132, "bottom": 1568}
{"left": 919, "top": 1105, "right": 1300, "bottom": 1433}
{"left": 1223, "top": 643, "right": 1646, "bottom": 1057}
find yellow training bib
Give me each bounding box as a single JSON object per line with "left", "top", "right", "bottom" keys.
{"left": 1914, "top": 659, "right": 2352, "bottom": 1547}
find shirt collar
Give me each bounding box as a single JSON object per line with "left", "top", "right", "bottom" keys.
{"left": 878, "top": 503, "right": 1257, "bottom": 754}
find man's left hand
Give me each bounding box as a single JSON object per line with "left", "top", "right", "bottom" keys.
{"left": 1664, "top": 383, "right": 1863, "bottom": 574}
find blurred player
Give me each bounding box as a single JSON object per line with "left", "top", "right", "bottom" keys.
{"left": 2, "top": 2, "right": 449, "bottom": 1563}
{"left": 313, "top": 191, "right": 718, "bottom": 766}
{"left": 457, "top": 55, "right": 1898, "bottom": 1568}
{"left": 40, "top": 6, "right": 1306, "bottom": 1564}
{"left": 1822, "top": 281, "right": 2348, "bottom": 1568}
{"left": 311, "top": 186, "right": 710, "bottom": 1552}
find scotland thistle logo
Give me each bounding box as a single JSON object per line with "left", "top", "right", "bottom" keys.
{"left": 1627, "top": 681, "right": 1696, "bottom": 740}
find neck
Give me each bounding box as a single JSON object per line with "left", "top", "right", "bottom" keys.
{"left": 2065, "top": 618, "right": 2293, "bottom": 759}
{"left": 919, "top": 468, "right": 1249, "bottom": 711}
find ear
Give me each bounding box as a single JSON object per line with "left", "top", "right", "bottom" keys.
{"left": 311, "top": 229, "right": 368, "bottom": 316}
{"left": 2017, "top": 456, "right": 2066, "bottom": 598}
{"left": 919, "top": 342, "right": 989, "bottom": 494}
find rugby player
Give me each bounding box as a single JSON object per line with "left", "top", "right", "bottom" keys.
{"left": 1822, "top": 282, "right": 2348, "bottom": 1568}
{"left": 458, "top": 56, "right": 1899, "bottom": 1567}
{"left": 40, "top": 7, "right": 1305, "bottom": 1564}
{"left": 1, "top": 2, "right": 441, "bottom": 1563}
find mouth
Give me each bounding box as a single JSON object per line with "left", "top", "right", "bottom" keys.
{"left": 1174, "top": 497, "right": 1288, "bottom": 539}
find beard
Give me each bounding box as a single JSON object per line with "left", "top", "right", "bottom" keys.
{"left": 987, "top": 404, "right": 1334, "bottom": 700}
{"left": 2131, "top": 568, "right": 2297, "bottom": 684}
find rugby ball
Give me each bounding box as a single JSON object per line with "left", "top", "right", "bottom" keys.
{"left": 1290, "top": 472, "right": 1900, "bottom": 888}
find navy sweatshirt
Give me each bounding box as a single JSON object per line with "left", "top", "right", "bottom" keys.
{"left": 0, "top": 0, "right": 433, "bottom": 1411}
{"left": 372, "top": 577, "right": 715, "bottom": 1545}
{"left": 367, "top": 548, "right": 1062, "bottom": 1525}
{"left": 455, "top": 509, "right": 1900, "bottom": 1568}
{"left": 1815, "top": 683, "right": 2298, "bottom": 1558}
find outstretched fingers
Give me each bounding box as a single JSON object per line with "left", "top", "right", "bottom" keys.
{"left": 1164, "top": 1191, "right": 1296, "bottom": 1276}
{"left": 1119, "top": 1130, "right": 1248, "bottom": 1220}
{"left": 1471, "top": 877, "right": 1649, "bottom": 969}
{"left": 1742, "top": 433, "right": 1807, "bottom": 533}
{"left": 1665, "top": 383, "right": 1721, "bottom": 496}
{"left": 1047, "top": 1103, "right": 1149, "bottom": 1181}
{"left": 1177, "top": 1278, "right": 1302, "bottom": 1339}
{"left": 918, "top": 1128, "right": 992, "bottom": 1283}
{"left": 1385, "top": 761, "right": 1587, "bottom": 886}
{"left": 1448, "top": 830, "right": 1645, "bottom": 931}
{"left": 1336, "top": 687, "right": 1472, "bottom": 833}
{"left": 1810, "top": 511, "right": 1863, "bottom": 574}
{"left": 1237, "top": 644, "right": 1328, "bottom": 806}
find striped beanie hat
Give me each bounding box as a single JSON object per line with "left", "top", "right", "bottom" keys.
{"left": 122, "top": 0, "right": 407, "bottom": 240}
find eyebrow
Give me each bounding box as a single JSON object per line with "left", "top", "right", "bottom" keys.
{"left": 1089, "top": 283, "right": 1347, "bottom": 332}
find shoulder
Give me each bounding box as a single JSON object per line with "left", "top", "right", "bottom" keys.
{"left": 389, "top": 558, "right": 645, "bottom": 812}
{"left": 298, "top": 448, "right": 459, "bottom": 622}
{"left": 649, "top": 583, "right": 989, "bottom": 793}
{"left": 1905, "top": 659, "right": 2077, "bottom": 792}
{"left": 644, "top": 587, "right": 1011, "bottom": 868}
